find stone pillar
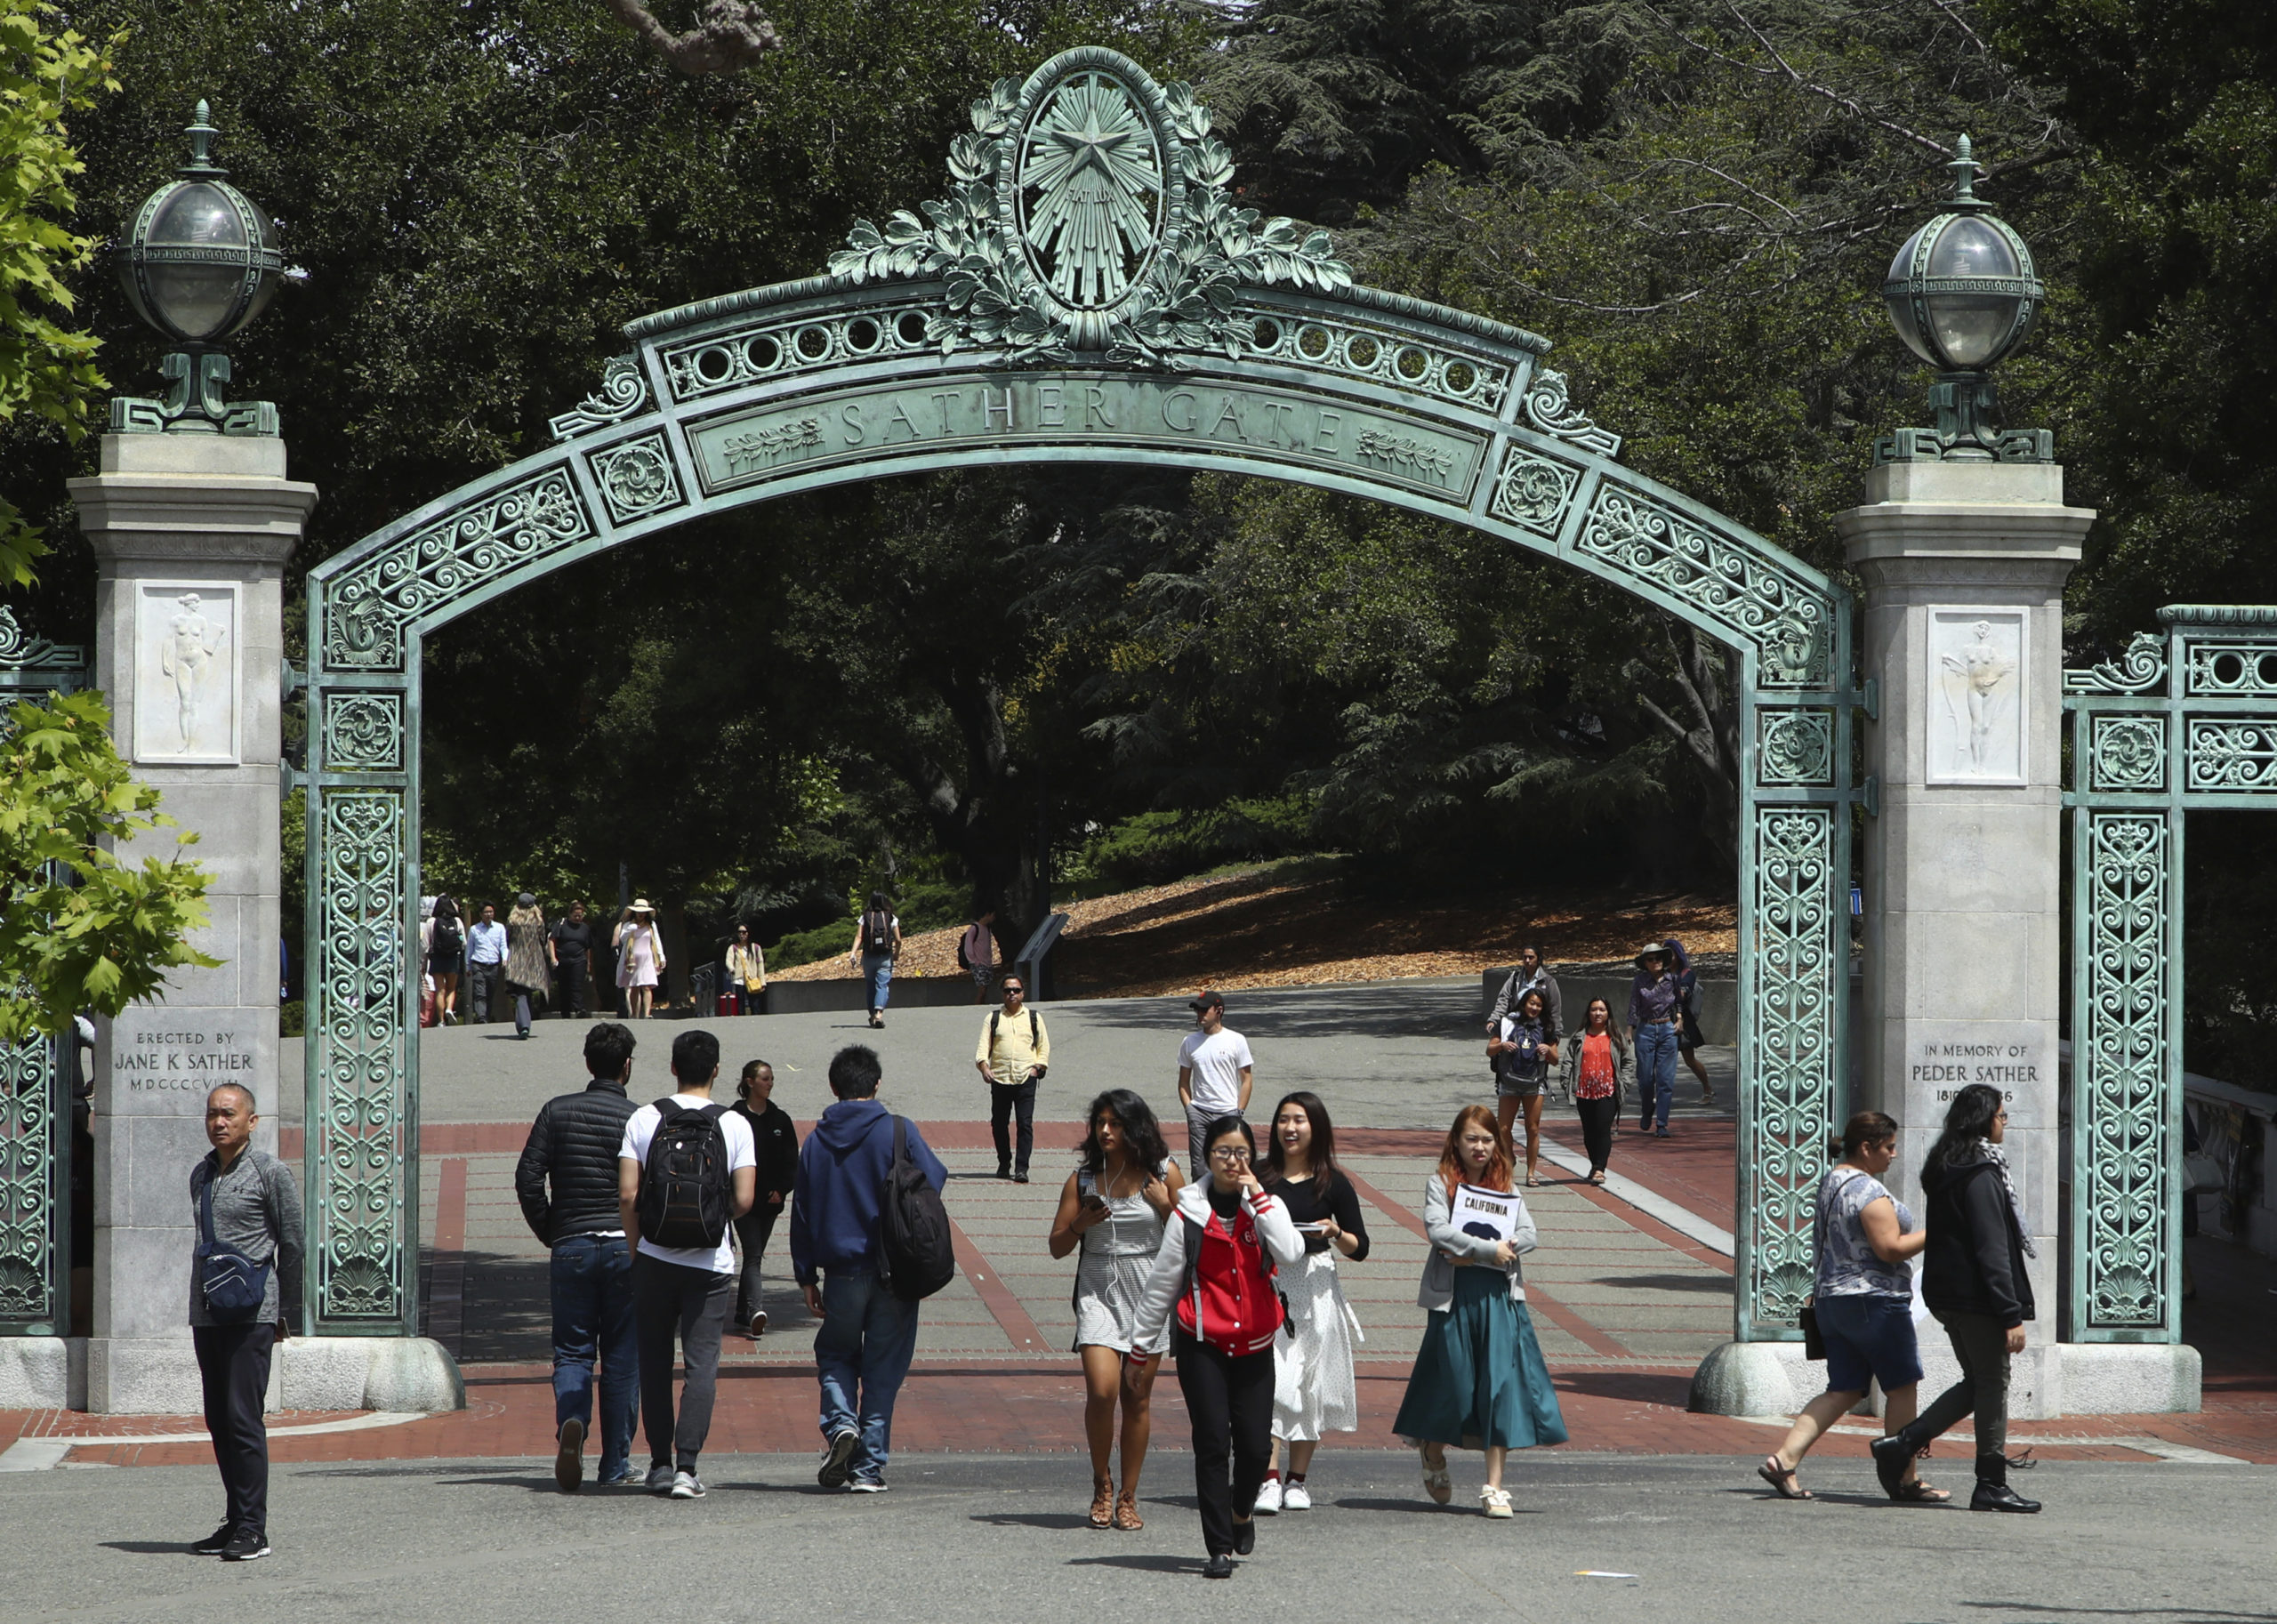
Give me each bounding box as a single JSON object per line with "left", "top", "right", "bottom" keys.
{"left": 69, "top": 433, "right": 314, "bottom": 1412}
{"left": 1839, "top": 461, "right": 2089, "bottom": 1418}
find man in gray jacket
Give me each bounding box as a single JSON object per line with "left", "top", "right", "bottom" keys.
{"left": 188, "top": 1082, "right": 303, "bottom": 1562}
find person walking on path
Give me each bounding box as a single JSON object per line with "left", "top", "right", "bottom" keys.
{"left": 1254, "top": 1091, "right": 1368, "bottom": 1515}
{"left": 1488, "top": 987, "right": 1557, "bottom": 1186}
{"left": 1394, "top": 1105, "right": 1568, "bottom": 1518}
{"left": 516, "top": 1021, "right": 644, "bottom": 1492}
{"left": 1129, "top": 1113, "right": 1306, "bottom": 1580}
{"left": 187, "top": 1083, "right": 302, "bottom": 1563}
{"left": 505, "top": 893, "right": 550, "bottom": 1039}
{"left": 416, "top": 896, "right": 439, "bottom": 1028}
{"left": 427, "top": 894, "right": 466, "bottom": 1025}
{"left": 466, "top": 902, "right": 507, "bottom": 1025}
{"left": 722, "top": 923, "right": 766, "bottom": 1016}
{"left": 847, "top": 891, "right": 902, "bottom": 1029}
{"left": 1049, "top": 1089, "right": 1184, "bottom": 1531}
{"left": 1484, "top": 945, "right": 1561, "bottom": 1045}
{"left": 791, "top": 1043, "right": 948, "bottom": 1492}
{"left": 1871, "top": 1083, "right": 2044, "bottom": 1514}
{"left": 615, "top": 901, "right": 666, "bottom": 1020}
{"left": 1667, "top": 936, "right": 1717, "bottom": 1106}
{"left": 1557, "top": 998, "right": 1634, "bottom": 1185}
{"left": 961, "top": 908, "right": 998, "bottom": 1002}
{"left": 616, "top": 1029, "right": 756, "bottom": 1499}
{"left": 1759, "top": 1111, "right": 1943, "bottom": 1503}
{"left": 977, "top": 974, "right": 1051, "bottom": 1182}
{"left": 728, "top": 1058, "right": 799, "bottom": 1339}
{"left": 1628, "top": 941, "right": 1682, "bottom": 1138}
{"left": 551, "top": 900, "right": 597, "bottom": 1019}
{"left": 1177, "top": 990, "right": 1254, "bottom": 1180}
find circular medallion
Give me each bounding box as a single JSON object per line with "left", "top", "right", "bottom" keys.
{"left": 1011, "top": 65, "right": 1166, "bottom": 315}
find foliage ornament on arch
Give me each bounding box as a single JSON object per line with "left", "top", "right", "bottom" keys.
{"left": 827, "top": 48, "right": 1351, "bottom": 366}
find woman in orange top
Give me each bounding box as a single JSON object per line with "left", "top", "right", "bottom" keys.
{"left": 1557, "top": 998, "right": 1636, "bottom": 1185}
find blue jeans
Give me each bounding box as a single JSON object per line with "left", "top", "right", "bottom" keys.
{"left": 813, "top": 1266, "right": 921, "bottom": 1484}
{"left": 862, "top": 953, "right": 894, "bottom": 1012}
{"left": 551, "top": 1234, "right": 640, "bottom": 1480}
{"left": 1636, "top": 1021, "right": 1679, "bottom": 1130}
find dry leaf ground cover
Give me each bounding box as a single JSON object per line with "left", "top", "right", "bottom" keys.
{"left": 772, "top": 865, "right": 1736, "bottom": 997}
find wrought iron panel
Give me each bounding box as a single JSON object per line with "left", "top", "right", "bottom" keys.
{"left": 320, "top": 691, "right": 406, "bottom": 774}
{"left": 307, "top": 785, "right": 412, "bottom": 1326}
{"left": 2186, "top": 718, "right": 2277, "bottom": 792}
{"left": 2184, "top": 643, "right": 2277, "bottom": 697}
{"left": 2088, "top": 713, "right": 2167, "bottom": 794}
{"left": 1740, "top": 805, "right": 1842, "bottom": 1332}
{"left": 1756, "top": 709, "right": 1837, "bottom": 788}
{"left": 0, "top": 1036, "right": 64, "bottom": 1330}
{"left": 2074, "top": 810, "right": 2171, "bottom": 1333}
{"left": 1488, "top": 444, "right": 1583, "bottom": 537}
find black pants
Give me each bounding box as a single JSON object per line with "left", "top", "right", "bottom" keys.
{"left": 990, "top": 1080, "right": 1037, "bottom": 1175}
{"left": 732, "top": 1205, "right": 781, "bottom": 1325}
{"left": 633, "top": 1256, "right": 734, "bottom": 1472}
{"left": 467, "top": 961, "right": 504, "bottom": 1023}
{"left": 194, "top": 1322, "right": 274, "bottom": 1537}
{"left": 1173, "top": 1330, "right": 1275, "bottom": 1557}
{"left": 557, "top": 960, "right": 590, "bottom": 1017}
{"left": 1575, "top": 1096, "right": 1618, "bottom": 1172}
{"left": 1915, "top": 1309, "right": 2014, "bottom": 1458}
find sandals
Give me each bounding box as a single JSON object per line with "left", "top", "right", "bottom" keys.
{"left": 1090, "top": 1476, "right": 1114, "bottom": 1529}
{"left": 1112, "top": 1490, "right": 1144, "bottom": 1531}
{"left": 1892, "top": 1477, "right": 1951, "bottom": 1503}
{"left": 1525, "top": 1170, "right": 1540, "bottom": 1187}
{"left": 1419, "top": 1444, "right": 1452, "bottom": 1506}
{"left": 1480, "top": 1485, "right": 1513, "bottom": 1518}
{"left": 1588, "top": 1171, "right": 1607, "bottom": 1186}
{"left": 1757, "top": 1455, "right": 1812, "bottom": 1500}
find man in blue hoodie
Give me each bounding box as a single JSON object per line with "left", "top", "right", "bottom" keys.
{"left": 790, "top": 1044, "right": 947, "bottom": 1492}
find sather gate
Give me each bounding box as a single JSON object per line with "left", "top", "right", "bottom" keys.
{"left": 297, "top": 50, "right": 1857, "bottom": 1342}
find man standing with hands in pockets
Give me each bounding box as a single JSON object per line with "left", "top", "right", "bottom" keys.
{"left": 1177, "top": 990, "right": 1254, "bottom": 1179}
{"left": 977, "top": 974, "right": 1050, "bottom": 1183}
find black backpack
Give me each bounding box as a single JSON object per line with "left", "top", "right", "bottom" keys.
{"left": 638, "top": 1098, "right": 733, "bottom": 1250}
{"left": 879, "top": 1117, "right": 956, "bottom": 1301}
{"left": 865, "top": 909, "right": 895, "bottom": 954}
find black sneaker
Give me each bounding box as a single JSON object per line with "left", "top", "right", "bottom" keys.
{"left": 555, "top": 1418, "right": 584, "bottom": 1493}
{"left": 817, "top": 1427, "right": 860, "bottom": 1488}
{"left": 190, "top": 1524, "right": 234, "bottom": 1556}
{"left": 220, "top": 1531, "right": 270, "bottom": 1562}
{"left": 1232, "top": 1516, "right": 1256, "bottom": 1555}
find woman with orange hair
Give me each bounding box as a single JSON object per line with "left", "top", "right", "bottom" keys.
{"left": 1391, "top": 1105, "right": 1567, "bottom": 1516}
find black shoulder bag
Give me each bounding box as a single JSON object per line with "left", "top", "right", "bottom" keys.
{"left": 196, "top": 1168, "right": 273, "bottom": 1323}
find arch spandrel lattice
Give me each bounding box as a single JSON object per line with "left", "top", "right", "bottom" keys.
{"left": 302, "top": 47, "right": 1854, "bottom": 1339}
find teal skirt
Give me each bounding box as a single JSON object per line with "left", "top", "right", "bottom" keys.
{"left": 1393, "top": 1266, "right": 1569, "bottom": 1451}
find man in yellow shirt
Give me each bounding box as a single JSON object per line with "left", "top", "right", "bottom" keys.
{"left": 974, "top": 976, "right": 1050, "bottom": 1183}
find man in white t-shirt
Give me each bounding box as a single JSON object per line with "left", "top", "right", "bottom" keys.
{"left": 1176, "top": 989, "right": 1255, "bottom": 1178}
{"left": 617, "top": 1028, "right": 756, "bottom": 1499}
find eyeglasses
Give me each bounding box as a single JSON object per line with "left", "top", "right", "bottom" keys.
{"left": 1209, "top": 1146, "right": 1251, "bottom": 1162}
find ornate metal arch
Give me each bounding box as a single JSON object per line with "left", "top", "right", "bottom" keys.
{"left": 301, "top": 47, "right": 1855, "bottom": 1337}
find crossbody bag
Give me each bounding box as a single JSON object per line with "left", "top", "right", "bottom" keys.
{"left": 196, "top": 1167, "right": 274, "bottom": 1323}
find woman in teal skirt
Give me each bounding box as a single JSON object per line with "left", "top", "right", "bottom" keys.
{"left": 1393, "top": 1104, "right": 1568, "bottom": 1515}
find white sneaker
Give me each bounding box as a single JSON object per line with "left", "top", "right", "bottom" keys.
{"left": 1282, "top": 1481, "right": 1312, "bottom": 1511}
{"left": 670, "top": 1470, "right": 704, "bottom": 1499}
{"left": 1480, "top": 1485, "right": 1513, "bottom": 1519}
{"left": 1253, "top": 1477, "right": 1283, "bottom": 1515}
{"left": 848, "top": 1478, "right": 889, "bottom": 1493}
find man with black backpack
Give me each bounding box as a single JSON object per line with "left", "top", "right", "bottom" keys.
{"left": 790, "top": 1044, "right": 949, "bottom": 1493}
{"left": 616, "top": 1028, "right": 757, "bottom": 1499}
{"left": 974, "top": 975, "right": 1050, "bottom": 1182}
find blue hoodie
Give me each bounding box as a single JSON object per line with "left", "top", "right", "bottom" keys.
{"left": 789, "top": 1098, "right": 948, "bottom": 1284}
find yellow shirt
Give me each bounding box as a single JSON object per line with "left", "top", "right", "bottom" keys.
{"left": 977, "top": 1004, "right": 1050, "bottom": 1084}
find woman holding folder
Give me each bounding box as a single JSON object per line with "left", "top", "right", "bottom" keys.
{"left": 1392, "top": 1105, "right": 1568, "bottom": 1516}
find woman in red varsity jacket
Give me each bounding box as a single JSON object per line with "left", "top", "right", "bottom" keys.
{"left": 1129, "top": 1113, "right": 1307, "bottom": 1579}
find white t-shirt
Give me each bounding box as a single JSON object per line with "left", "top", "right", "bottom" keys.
{"left": 619, "top": 1094, "right": 756, "bottom": 1274}
{"left": 1179, "top": 1027, "right": 1254, "bottom": 1114}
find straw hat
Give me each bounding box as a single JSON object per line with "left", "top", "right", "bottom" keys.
{"left": 631, "top": 898, "right": 655, "bottom": 914}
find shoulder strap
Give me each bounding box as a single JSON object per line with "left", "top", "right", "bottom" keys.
{"left": 1028, "top": 1009, "right": 1039, "bottom": 1044}
{"left": 988, "top": 1010, "right": 998, "bottom": 1044}
{"left": 197, "top": 1165, "right": 218, "bottom": 1246}
{"left": 892, "top": 1114, "right": 909, "bottom": 1170}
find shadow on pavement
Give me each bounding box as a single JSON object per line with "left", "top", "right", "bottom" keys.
{"left": 1331, "top": 1496, "right": 1537, "bottom": 1515}
{"left": 1067, "top": 985, "right": 1480, "bottom": 1043}
{"left": 1586, "top": 1273, "right": 1736, "bottom": 1294}
{"left": 969, "top": 1511, "right": 1096, "bottom": 1530}
{"left": 98, "top": 1542, "right": 203, "bottom": 1556}
{"left": 1066, "top": 1554, "right": 1207, "bottom": 1573}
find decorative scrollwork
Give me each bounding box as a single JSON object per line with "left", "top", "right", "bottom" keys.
{"left": 2064, "top": 630, "right": 2166, "bottom": 695}
{"left": 1579, "top": 485, "right": 1830, "bottom": 687}
{"left": 1489, "top": 446, "right": 1581, "bottom": 536}
{"left": 549, "top": 355, "right": 649, "bottom": 441}
{"left": 1758, "top": 710, "right": 1835, "bottom": 787}
{"left": 2080, "top": 811, "right": 2168, "bottom": 1330}
{"left": 0, "top": 1035, "right": 61, "bottom": 1324}
{"left": 1523, "top": 369, "right": 1621, "bottom": 458}
{"left": 321, "top": 692, "right": 406, "bottom": 774}
{"left": 1744, "top": 806, "right": 1840, "bottom": 1330}
{"left": 310, "top": 788, "right": 409, "bottom": 1324}
{"left": 2184, "top": 642, "right": 2277, "bottom": 697}
{"left": 1353, "top": 428, "right": 1455, "bottom": 482}
{"left": 323, "top": 470, "right": 593, "bottom": 671}
{"left": 2088, "top": 714, "right": 2165, "bottom": 793}
{"left": 2186, "top": 719, "right": 2277, "bottom": 792}
{"left": 587, "top": 433, "right": 685, "bottom": 526}
{"left": 0, "top": 607, "right": 87, "bottom": 676}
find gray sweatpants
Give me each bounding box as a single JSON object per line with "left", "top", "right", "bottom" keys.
{"left": 1915, "top": 1309, "right": 2013, "bottom": 1457}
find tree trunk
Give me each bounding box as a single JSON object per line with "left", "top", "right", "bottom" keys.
{"left": 890, "top": 671, "right": 1046, "bottom": 970}
{"left": 1635, "top": 623, "right": 1742, "bottom": 872}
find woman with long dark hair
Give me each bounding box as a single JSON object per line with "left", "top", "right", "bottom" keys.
{"left": 1129, "top": 1114, "right": 1305, "bottom": 1579}
{"left": 1557, "top": 998, "right": 1633, "bottom": 1185}
{"left": 845, "top": 889, "right": 901, "bottom": 1029}
{"left": 1872, "top": 1083, "right": 2041, "bottom": 1512}
{"left": 1489, "top": 989, "right": 1557, "bottom": 1186}
{"left": 1392, "top": 1105, "right": 1567, "bottom": 1517}
{"left": 427, "top": 894, "right": 465, "bottom": 1025}
{"left": 1254, "top": 1091, "right": 1369, "bottom": 1513}
{"left": 1048, "top": 1089, "right": 1183, "bottom": 1531}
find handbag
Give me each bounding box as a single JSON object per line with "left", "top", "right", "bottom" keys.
{"left": 1799, "top": 1303, "right": 1826, "bottom": 1361}
{"left": 195, "top": 1169, "right": 273, "bottom": 1323}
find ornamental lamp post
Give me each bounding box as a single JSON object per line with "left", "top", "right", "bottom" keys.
{"left": 109, "top": 100, "right": 295, "bottom": 436}
{"left": 1876, "top": 135, "right": 2051, "bottom": 464}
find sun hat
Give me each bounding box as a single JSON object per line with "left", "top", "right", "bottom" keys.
{"left": 1634, "top": 941, "right": 1670, "bottom": 966}
{"left": 631, "top": 897, "right": 655, "bottom": 914}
